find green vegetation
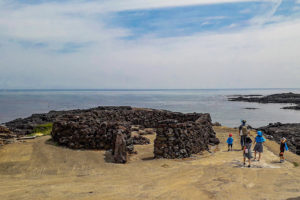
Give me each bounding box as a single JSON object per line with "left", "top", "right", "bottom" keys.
{"left": 293, "top": 162, "right": 299, "bottom": 167}
{"left": 29, "top": 123, "right": 53, "bottom": 136}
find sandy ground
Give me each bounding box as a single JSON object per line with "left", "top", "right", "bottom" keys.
{"left": 1, "top": 127, "right": 300, "bottom": 200}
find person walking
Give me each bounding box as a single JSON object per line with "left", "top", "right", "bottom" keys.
{"left": 243, "top": 136, "right": 253, "bottom": 168}
{"left": 253, "top": 131, "right": 266, "bottom": 161}
{"left": 239, "top": 120, "right": 249, "bottom": 150}
{"left": 227, "top": 133, "right": 234, "bottom": 151}
{"left": 279, "top": 137, "right": 288, "bottom": 163}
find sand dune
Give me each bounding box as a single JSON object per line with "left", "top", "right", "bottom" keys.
{"left": 0, "top": 127, "right": 300, "bottom": 200}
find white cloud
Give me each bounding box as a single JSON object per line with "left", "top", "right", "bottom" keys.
{"left": 0, "top": 0, "right": 281, "bottom": 47}
{"left": 249, "top": 0, "right": 282, "bottom": 26}
{"left": 0, "top": 0, "right": 299, "bottom": 89}
{"left": 94, "top": 0, "right": 263, "bottom": 11}
{"left": 1, "top": 18, "right": 300, "bottom": 89}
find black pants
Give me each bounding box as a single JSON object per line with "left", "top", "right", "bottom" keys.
{"left": 240, "top": 135, "right": 247, "bottom": 148}
{"left": 228, "top": 144, "right": 233, "bottom": 149}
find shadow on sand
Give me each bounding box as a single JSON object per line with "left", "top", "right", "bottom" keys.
{"left": 104, "top": 151, "right": 114, "bottom": 163}
{"left": 222, "top": 149, "right": 242, "bottom": 152}
{"left": 45, "top": 138, "right": 117, "bottom": 164}
{"left": 286, "top": 197, "right": 300, "bottom": 200}
{"left": 45, "top": 138, "right": 60, "bottom": 146}
{"left": 141, "top": 156, "right": 155, "bottom": 161}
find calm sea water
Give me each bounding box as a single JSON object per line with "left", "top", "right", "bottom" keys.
{"left": 0, "top": 89, "right": 300, "bottom": 127}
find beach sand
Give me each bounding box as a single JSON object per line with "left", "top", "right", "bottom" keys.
{"left": 0, "top": 126, "right": 300, "bottom": 200}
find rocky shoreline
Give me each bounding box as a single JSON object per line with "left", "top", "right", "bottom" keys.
{"left": 259, "top": 122, "right": 300, "bottom": 155}
{"left": 228, "top": 92, "right": 300, "bottom": 154}
{"left": 282, "top": 105, "right": 300, "bottom": 110}
{"left": 228, "top": 92, "right": 300, "bottom": 110}
{"left": 1, "top": 105, "right": 300, "bottom": 158}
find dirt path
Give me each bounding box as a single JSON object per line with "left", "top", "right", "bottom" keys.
{"left": 0, "top": 127, "right": 300, "bottom": 200}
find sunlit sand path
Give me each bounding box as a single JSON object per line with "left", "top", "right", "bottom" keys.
{"left": 0, "top": 126, "right": 300, "bottom": 200}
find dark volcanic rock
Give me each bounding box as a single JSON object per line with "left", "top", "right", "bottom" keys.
{"left": 132, "top": 135, "right": 150, "bottom": 145}
{"left": 230, "top": 95, "right": 263, "bottom": 97}
{"left": 228, "top": 93, "right": 300, "bottom": 110}
{"left": 282, "top": 105, "right": 300, "bottom": 110}
{"left": 51, "top": 118, "right": 133, "bottom": 152}
{"left": 5, "top": 106, "right": 218, "bottom": 160}
{"left": 212, "top": 122, "right": 222, "bottom": 126}
{"left": 113, "top": 131, "right": 127, "bottom": 163}
{"left": 4, "top": 106, "right": 133, "bottom": 135}
{"left": 244, "top": 107, "right": 259, "bottom": 110}
{"left": 0, "top": 125, "right": 12, "bottom": 134}
{"left": 154, "top": 117, "right": 218, "bottom": 159}
{"left": 0, "top": 125, "right": 17, "bottom": 146}
{"left": 259, "top": 123, "right": 300, "bottom": 155}
{"left": 5, "top": 106, "right": 206, "bottom": 135}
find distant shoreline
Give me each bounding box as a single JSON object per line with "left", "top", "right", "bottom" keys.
{"left": 1, "top": 89, "right": 300, "bottom": 127}
{"left": 228, "top": 92, "right": 300, "bottom": 111}
{"left": 1, "top": 88, "right": 300, "bottom": 92}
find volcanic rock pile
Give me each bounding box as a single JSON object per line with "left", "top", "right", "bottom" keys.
{"left": 5, "top": 111, "right": 65, "bottom": 135}
{"left": 51, "top": 117, "right": 134, "bottom": 153}
{"left": 0, "top": 125, "right": 17, "bottom": 146}
{"left": 259, "top": 122, "right": 300, "bottom": 155}
{"left": 154, "top": 117, "right": 219, "bottom": 159}
{"left": 5, "top": 106, "right": 219, "bottom": 162}
{"left": 132, "top": 135, "right": 151, "bottom": 145}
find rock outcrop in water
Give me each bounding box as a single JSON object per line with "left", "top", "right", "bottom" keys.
{"left": 282, "top": 105, "right": 300, "bottom": 110}
{"left": 259, "top": 123, "right": 300, "bottom": 155}
{"left": 228, "top": 93, "right": 300, "bottom": 110}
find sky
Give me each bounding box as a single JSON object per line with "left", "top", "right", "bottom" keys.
{"left": 0, "top": 0, "right": 300, "bottom": 89}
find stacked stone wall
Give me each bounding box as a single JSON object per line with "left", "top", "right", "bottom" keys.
{"left": 154, "top": 119, "right": 219, "bottom": 159}
{"left": 44, "top": 107, "right": 218, "bottom": 161}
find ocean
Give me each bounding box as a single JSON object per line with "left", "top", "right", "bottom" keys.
{"left": 0, "top": 89, "right": 300, "bottom": 127}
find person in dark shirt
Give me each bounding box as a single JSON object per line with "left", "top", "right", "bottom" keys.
{"left": 279, "top": 137, "right": 288, "bottom": 163}
{"left": 239, "top": 120, "right": 249, "bottom": 150}
{"left": 243, "top": 136, "right": 253, "bottom": 168}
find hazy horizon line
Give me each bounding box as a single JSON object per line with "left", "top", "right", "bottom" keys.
{"left": 1, "top": 88, "right": 300, "bottom": 92}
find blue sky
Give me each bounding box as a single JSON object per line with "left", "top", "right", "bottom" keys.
{"left": 108, "top": 0, "right": 300, "bottom": 38}
{"left": 110, "top": 1, "right": 270, "bottom": 38}
{"left": 0, "top": 0, "right": 300, "bottom": 89}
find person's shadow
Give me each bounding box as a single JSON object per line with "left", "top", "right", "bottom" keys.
{"left": 104, "top": 151, "right": 114, "bottom": 163}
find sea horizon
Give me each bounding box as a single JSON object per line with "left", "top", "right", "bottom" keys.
{"left": 1, "top": 88, "right": 300, "bottom": 127}
{"left": 1, "top": 88, "right": 300, "bottom": 92}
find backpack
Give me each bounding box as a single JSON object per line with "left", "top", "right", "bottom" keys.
{"left": 285, "top": 143, "right": 289, "bottom": 151}
{"left": 241, "top": 125, "right": 248, "bottom": 136}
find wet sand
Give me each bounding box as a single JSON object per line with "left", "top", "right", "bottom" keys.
{"left": 0, "top": 126, "right": 300, "bottom": 200}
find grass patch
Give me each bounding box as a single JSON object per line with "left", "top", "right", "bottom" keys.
{"left": 29, "top": 123, "right": 53, "bottom": 137}
{"left": 293, "top": 162, "right": 299, "bottom": 167}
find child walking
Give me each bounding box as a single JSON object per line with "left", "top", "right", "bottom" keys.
{"left": 279, "top": 137, "right": 288, "bottom": 163}
{"left": 243, "top": 136, "right": 253, "bottom": 168}
{"left": 253, "top": 131, "right": 266, "bottom": 161}
{"left": 227, "top": 133, "right": 234, "bottom": 151}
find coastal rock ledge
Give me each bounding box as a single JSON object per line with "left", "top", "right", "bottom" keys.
{"left": 48, "top": 107, "right": 219, "bottom": 160}
{"left": 259, "top": 122, "right": 300, "bottom": 155}
{"left": 228, "top": 92, "right": 300, "bottom": 110}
